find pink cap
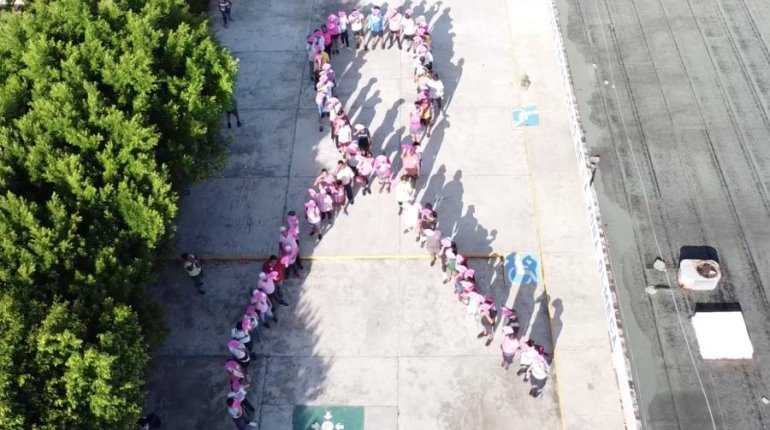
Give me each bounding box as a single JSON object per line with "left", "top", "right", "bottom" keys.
{"left": 327, "top": 14, "right": 336, "bottom": 21}
{"left": 375, "top": 154, "right": 389, "bottom": 163}
{"left": 318, "top": 74, "right": 328, "bottom": 84}
{"left": 304, "top": 200, "right": 317, "bottom": 208}
{"left": 501, "top": 307, "right": 514, "bottom": 317}
{"left": 322, "top": 63, "right": 332, "bottom": 71}
{"left": 440, "top": 238, "right": 452, "bottom": 247}
{"left": 459, "top": 279, "right": 474, "bottom": 289}
{"left": 245, "top": 305, "right": 257, "bottom": 315}
{"left": 455, "top": 264, "right": 467, "bottom": 274}
{"left": 228, "top": 340, "right": 240, "bottom": 349}
{"left": 338, "top": 10, "right": 346, "bottom": 16}
{"left": 225, "top": 360, "right": 239, "bottom": 370}
{"left": 385, "top": 8, "right": 396, "bottom": 19}
{"left": 307, "top": 188, "right": 317, "bottom": 198}
{"left": 463, "top": 269, "right": 476, "bottom": 279}
{"left": 502, "top": 326, "right": 514, "bottom": 335}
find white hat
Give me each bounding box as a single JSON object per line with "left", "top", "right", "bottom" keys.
{"left": 502, "top": 326, "right": 514, "bottom": 335}
{"left": 259, "top": 272, "right": 267, "bottom": 280}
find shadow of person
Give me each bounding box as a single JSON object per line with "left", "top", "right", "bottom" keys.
{"left": 509, "top": 253, "right": 541, "bottom": 339}
{"left": 434, "top": 169, "right": 463, "bottom": 237}
{"left": 550, "top": 298, "right": 563, "bottom": 352}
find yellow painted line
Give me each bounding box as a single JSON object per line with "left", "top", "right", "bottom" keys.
{"left": 501, "top": 0, "right": 567, "bottom": 427}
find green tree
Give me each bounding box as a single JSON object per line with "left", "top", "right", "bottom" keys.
{"left": 0, "top": 0, "right": 237, "bottom": 427}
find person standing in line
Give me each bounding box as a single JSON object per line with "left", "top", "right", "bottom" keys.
{"left": 425, "top": 228, "right": 443, "bottom": 267}
{"left": 395, "top": 175, "right": 416, "bottom": 215}
{"left": 251, "top": 288, "right": 276, "bottom": 327}
{"left": 225, "top": 358, "right": 249, "bottom": 383}
{"left": 280, "top": 243, "right": 301, "bottom": 279}
{"left": 441, "top": 240, "right": 458, "bottom": 283}
{"left": 231, "top": 321, "right": 256, "bottom": 358}
{"left": 262, "top": 255, "right": 285, "bottom": 287}
{"left": 527, "top": 348, "right": 551, "bottom": 397}
{"left": 336, "top": 120, "right": 353, "bottom": 154}
{"left": 228, "top": 379, "right": 255, "bottom": 415}
{"left": 333, "top": 160, "right": 356, "bottom": 207}
{"left": 180, "top": 253, "right": 205, "bottom": 295}
{"left": 364, "top": 5, "right": 384, "bottom": 51}
{"left": 314, "top": 168, "right": 336, "bottom": 191}
{"left": 331, "top": 180, "right": 347, "bottom": 216}
{"left": 226, "top": 398, "right": 258, "bottom": 429}
{"left": 349, "top": 9, "right": 365, "bottom": 50}
{"left": 409, "top": 102, "right": 423, "bottom": 144}
{"left": 457, "top": 269, "right": 476, "bottom": 302}
{"left": 326, "top": 15, "right": 341, "bottom": 54}
{"left": 218, "top": 0, "right": 233, "bottom": 28}
{"left": 356, "top": 150, "right": 374, "bottom": 195}
{"left": 401, "top": 8, "right": 417, "bottom": 51}
{"left": 501, "top": 306, "right": 520, "bottom": 338}
{"left": 338, "top": 11, "right": 351, "bottom": 50}
{"left": 321, "top": 24, "right": 333, "bottom": 57}
{"left": 477, "top": 297, "right": 497, "bottom": 346}
{"left": 242, "top": 306, "right": 261, "bottom": 344}
{"left": 227, "top": 339, "right": 251, "bottom": 371}
{"left": 374, "top": 154, "right": 392, "bottom": 193}
{"left": 315, "top": 188, "right": 335, "bottom": 224}
{"left": 385, "top": 10, "right": 403, "bottom": 49}
{"left": 500, "top": 326, "right": 520, "bottom": 370}
{"left": 353, "top": 124, "right": 372, "bottom": 156}
{"left": 465, "top": 284, "right": 484, "bottom": 322}
{"left": 258, "top": 270, "right": 287, "bottom": 307}
{"left": 428, "top": 73, "right": 445, "bottom": 117}
{"left": 517, "top": 339, "right": 538, "bottom": 378}
{"left": 305, "top": 199, "right": 323, "bottom": 240}
{"left": 316, "top": 87, "right": 329, "bottom": 132}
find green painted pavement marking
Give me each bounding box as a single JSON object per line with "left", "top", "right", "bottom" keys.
{"left": 292, "top": 406, "right": 364, "bottom": 430}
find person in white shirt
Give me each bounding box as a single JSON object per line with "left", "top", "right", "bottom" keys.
{"left": 181, "top": 253, "right": 205, "bottom": 295}
{"left": 428, "top": 73, "right": 445, "bottom": 116}
{"left": 401, "top": 8, "right": 417, "bottom": 52}
{"left": 334, "top": 160, "right": 356, "bottom": 206}
{"left": 526, "top": 347, "right": 551, "bottom": 398}
{"left": 517, "top": 339, "right": 538, "bottom": 377}
{"left": 231, "top": 321, "right": 255, "bottom": 357}
{"left": 226, "top": 397, "right": 257, "bottom": 429}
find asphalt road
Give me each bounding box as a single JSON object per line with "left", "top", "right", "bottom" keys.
{"left": 556, "top": 0, "right": 770, "bottom": 428}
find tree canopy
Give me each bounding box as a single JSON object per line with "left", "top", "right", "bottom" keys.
{"left": 0, "top": 0, "right": 237, "bottom": 427}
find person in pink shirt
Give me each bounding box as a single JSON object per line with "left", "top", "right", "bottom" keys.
{"left": 321, "top": 24, "right": 333, "bottom": 57}
{"left": 314, "top": 168, "right": 336, "bottom": 192}
{"left": 331, "top": 180, "right": 347, "bottom": 216}
{"left": 225, "top": 358, "right": 248, "bottom": 383}
{"left": 315, "top": 187, "right": 335, "bottom": 224}
{"left": 251, "top": 289, "right": 276, "bottom": 327}
{"left": 326, "top": 14, "right": 341, "bottom": 54}
{"left": 258, "top": 271, "right": 287, "bottom": 308}
{"left": 373, "top": 154, "right": 392, "bottom": 193}
{"left": 501, "top": 306, "right": 520, "bottom": 338}
{"left": 280, "top": 243, "right": 301, "bottom": 279}
{"left": 356, "top": 150, "right": 374, "bottom": 195}
{"left": 500, "top": 326, "right": 520, "bottom": 369}
{"left": 408, "top": 102, "right": 423, "bottom": 143}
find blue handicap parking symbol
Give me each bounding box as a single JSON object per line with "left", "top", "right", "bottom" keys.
{"left": 512, "top": 106, "right": 539, "bottom": 127}
{"left": 505, "top": 252, "right": 540, "bottom": 286}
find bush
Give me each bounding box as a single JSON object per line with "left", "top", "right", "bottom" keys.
{"left": 0, "top": 0, "right": 237, "bottom": 427}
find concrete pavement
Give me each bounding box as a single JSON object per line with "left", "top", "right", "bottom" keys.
{"left": 145, "top": 0, "right": 628, "bottom": 428}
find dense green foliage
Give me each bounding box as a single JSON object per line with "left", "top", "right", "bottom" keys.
{"left": 0, "top": 0, "right": 237, "bottom": 427}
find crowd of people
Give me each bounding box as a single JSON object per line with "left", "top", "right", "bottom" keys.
{"left": 179, "top": 5, "right": 554, "bottom": 429}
